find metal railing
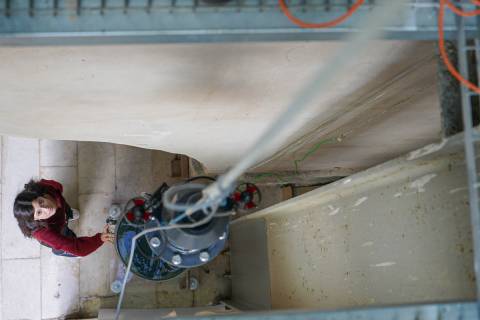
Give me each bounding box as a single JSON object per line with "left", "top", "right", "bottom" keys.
{"left": 0, "top": 0, "right": 376, "bottom": 16}
{"left": 458, "top": 9, "right": 480, "bottom": 318}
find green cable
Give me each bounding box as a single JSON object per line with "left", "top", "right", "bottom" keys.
{"left": 293, "top": 137, "right": 337, "bottom": 174}
{"left": 249, "top": 136, "right": 338, "bottom": 183}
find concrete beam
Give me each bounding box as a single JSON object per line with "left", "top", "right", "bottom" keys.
{"left": 231, "top": 132, "right": 475, "bottom": 310}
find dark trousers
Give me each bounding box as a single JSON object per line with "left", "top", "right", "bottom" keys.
{"left": 51, "top": 226, "right": 78, "bottom": 257}
{"left": 46, "top": 207, "right": 78, "bottom": 258}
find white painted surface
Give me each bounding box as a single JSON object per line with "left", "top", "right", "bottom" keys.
{"left": 1, "top": 137, "right": 40, "bottom": 260}
{"left": 114, "top": 144, "right": 155, "bottom": 202}
{"left": 77, "top": 141, "right": 116, "bottom": 308}
{"left": 41, "top": 246, "right": 80, "bottom": 319}
{"left": 2, "top": 259, "right": 41, "bottom": 320}
{"left": 78, "top": 143, "right": 115, "bottom": 195}
{"left": 0, "top": 205, "right": 2, "bottom": 320}
{"left": 353, "top": 197, "right": 368, "bottom": 207}
{"left": 0, "top": 41, "right": 440, "bottom": 173}
{"left": 40, "top": 140, "right": 78, "bottom": 167}
{"left": 0, "top": 136, "right": 3, "bottom": 320}
{"left": 407, "top": 139, "right": 448, "bottom": 161}
{"left": 39, "top": 139, "right": 81, "bottom": 319}
{"left": 409, "top": 173, "right": 437, "bottom": 193}
{"left": 371, "top": 262, "right": 397, "bottom": 267}
{"left": 78, "top": 193, "right": 114, "bottom": 298}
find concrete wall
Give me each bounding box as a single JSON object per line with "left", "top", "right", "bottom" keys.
{"left": 0, "top": 41, "right": 441, "bottom": 174}
{"left": 231, "top": 133, "right": 475, "bottom": 310}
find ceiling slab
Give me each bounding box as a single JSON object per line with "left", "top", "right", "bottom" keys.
{"left": 0, "top": 41, "right": 441, "bottom": 173}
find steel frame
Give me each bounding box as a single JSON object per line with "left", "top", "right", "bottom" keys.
{"left": 0, "top": 0, "right": 478, "bottom": 45}
{"left": 458, "top": 7, "right": 480, "bottom": 319}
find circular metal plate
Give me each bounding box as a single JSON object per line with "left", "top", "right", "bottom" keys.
{"left": 115, "top": 209, "right": 185, "bottom": 282}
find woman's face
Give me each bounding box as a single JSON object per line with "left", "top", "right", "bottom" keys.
{"left": 32, "top": 195, "right": 58, "bottom": 221}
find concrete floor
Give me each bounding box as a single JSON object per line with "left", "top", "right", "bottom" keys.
{"left": 0, "top": 137, "right": 239, "bottom": 320}
{"left": 0, "top": 137, "right": 83, "bottom": 320}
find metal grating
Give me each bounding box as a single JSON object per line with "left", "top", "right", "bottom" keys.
{"left": 174, "top": 301, "right": 478, "bottom": 320}
{"left": 0, "top": 0, "right": 478, "bottom": 44}
{"left": 0, "top": 0, "right": 376, "bottom": 16}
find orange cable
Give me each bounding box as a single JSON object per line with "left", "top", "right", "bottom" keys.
{"left": 439, "top": 0, "right": 480, "bottom": 94}
{"left": 277, "top": 0, "right": 480, "bottom": 94}
{"left": 444, "top": 0, "right": 480, "bottom": 17}
{"left": 278, "top": 0, "right": 365, "bottom": 28}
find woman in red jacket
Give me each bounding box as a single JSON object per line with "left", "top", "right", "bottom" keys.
{"left": 13, "top": 179, "right": 114, "bottom": 257}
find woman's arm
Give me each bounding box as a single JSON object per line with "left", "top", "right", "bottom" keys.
{"left": 33, "top": 228, "right": 104, "bottom": 257}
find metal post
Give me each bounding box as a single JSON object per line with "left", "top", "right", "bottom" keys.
{"left": 457, "top": 13, "right": 480, "bottom": 317}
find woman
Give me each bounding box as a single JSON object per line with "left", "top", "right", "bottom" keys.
{"left": 13, "top": 179, "right": 114, "bottom": 257}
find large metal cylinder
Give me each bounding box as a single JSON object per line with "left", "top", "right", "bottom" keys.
{"left": 114, "top": 182, "right": 230, "bottom": 281}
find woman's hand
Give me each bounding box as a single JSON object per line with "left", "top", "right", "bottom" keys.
{"left": 101, "top": 225, "right": 115, "bottom": 243}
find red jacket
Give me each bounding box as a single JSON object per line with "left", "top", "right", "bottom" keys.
{"left": 32, "top": 179, "right": 103, "bottom": 257}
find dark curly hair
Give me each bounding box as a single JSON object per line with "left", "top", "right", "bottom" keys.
{"left": 13, "top": 179, "right": 54, "bottom": 238}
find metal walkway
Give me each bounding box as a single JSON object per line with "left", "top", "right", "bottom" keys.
{"left": 176, "top": 302, "right": 478, "bottom": 320}
{"left": 0, "top": 0, "right": 478, "bottom": 44}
